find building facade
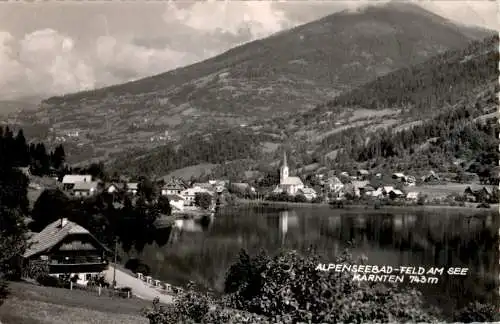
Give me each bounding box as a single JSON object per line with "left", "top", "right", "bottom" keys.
{"left": 23, "top": 218, "right": 110, "bottom": 286}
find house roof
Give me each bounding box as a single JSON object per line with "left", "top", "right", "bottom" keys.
{"left": 182, "top": 187, "right": 213, "bottom": 195}
{"left": 352, "top": 180, "right": 370, "bottom": 189}
{"left": 192, "top": 182, "right": 214, "bottom": 189}
{"left": 358, "top": 169, "right": 370, "bottom": 175}
{"left": 325, "top": 176, "right": 342, "bottom": 185}
{"left": 300, "top": 187, "right": 317, "bottom": 194}
{"left": 163, "top": 178, "right": 187, "bottom": 189}
{"left": 281, "top": 176, "right": 303, "bottom": 186}
{"left": 23, "top": 219, "right": 110, "bottom": 258}
{"left": 73, "top": 181, "right": 99, "bottom": 191}
{"left": 127, "top": 182, "right": 138, "bottom": 190}
{"left": 391, "top": 189, "right": 404, "bottom": 196}
{"left": 62, "top": 175, "right": 92, "bottom": 184}
{"left": 392, "top": 173, "right": 406, "bottom": 178}
{"left": 107, "top": 183, "right": 125, "bottom": 190}
{"left": 232, "top": 182, "right": 251, "bottom": 189}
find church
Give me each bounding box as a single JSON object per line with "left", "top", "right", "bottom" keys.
{"left": 273, "top": 152, "right": 305, "bottom": 195}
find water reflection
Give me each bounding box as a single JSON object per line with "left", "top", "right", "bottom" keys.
{"left": 124, "top": 206, "right": 498, "bottom": 315}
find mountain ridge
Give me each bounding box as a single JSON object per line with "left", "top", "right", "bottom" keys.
{"left": 110, "top": 34, "right": 498, "bottom": 178}
{"left": 17, "top": 2, "right": 495, "bottom": 163}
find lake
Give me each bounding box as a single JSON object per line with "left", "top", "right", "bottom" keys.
{"left": 122, "top": 205, "right": 499, "bottom": 315}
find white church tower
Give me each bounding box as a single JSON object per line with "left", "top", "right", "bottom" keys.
{"left": 280, "top": 151, "right": 289, "bottom": 185}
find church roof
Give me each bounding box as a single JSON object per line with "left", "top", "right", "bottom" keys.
{"left": 281, "top": 176, "right": 303, "bottom": 186}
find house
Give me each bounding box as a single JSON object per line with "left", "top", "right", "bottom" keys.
{"left": 298, "top": 187, "right": 317, "bottom": 201}
{"left": 191, "top": 182, "right": 215, "bottom": 191}
{"left": 105, "top": 183, "right": 124, "bottom": 194}
{"left": 383, "top": 186, "right": 395, "bottom": 194}
{"left": 406, "top": 192, "right": 419, "bottom": 201}
{"left": 464, "top": 186, "right": 493, "bottom": 203}
{"left": 363, "top": 185, "right": 376, "bottom": 195}
{"left": 23, "top": 218, "right": 110, "bottom": 286}
{"left": 62, "top": 175, "right": 92, "bottom": 190}
{"left": 161, "top": 178, "right": 188, "bottom": 196}
{"left": 357, "top": 169, "right": 370, "bottom": 180}
{"left": 389, "top": 189, "right": 405, "bottom": 199}
{"left": 372, "top": 186, "right": 396, "bottom": 199}
{"left": 16, "top": 166, "right": 31, "bottom": 177}
{"left": 210, "top": 180, "right": 228, "bottom": 193}
{"left": 464, "top": 187, "right": 477, "bottom": 202}
{"left": 273, "top": 152, "right": 304, "bottom": 196}
{"left": 180, "top": 187, "right": 213, "bottom": 206}
{"left": 72, "top": 181, "right": 99, "bottom": 197}
{"left": 405, "top": 176, "right": 417, "bottom": 186}
{"left": 392, "top": 173, "right": 406, "bottom": 182}
{"left": 324, "top": 176, "right": 344, "bottom": 193}
{"left": 351, "top": 180, "right": 370, "bottom": 197}
{"left": 422, "top": 171, "right": 440, "bottom": 182}
{"left": 126, "top": 182, "right": 138, "bottom": 195}
{"left": 166, "top": 194, "right": 185, "bottom": 211}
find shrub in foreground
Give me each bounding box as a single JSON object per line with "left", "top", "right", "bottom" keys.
{"left": 452, "top": 301, "right": 499, "bottom": 323}
{"left": 224, "top": 249, "right": 440, "bottom": 323}
{"left": 144, "top": 249, "right": 445, "bottom": 323}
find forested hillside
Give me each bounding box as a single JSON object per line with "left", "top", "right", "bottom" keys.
{"left": 109, "top": 35, "right": 498, "bottom": 179}
{"left": 110, "top": 129, "right": 272, "bottom": 177}
{"left": 310, "top": 35, "right": 499, "bottom": 178}
{"left": 304, "top": 35, "right": 498, "bottom": 122}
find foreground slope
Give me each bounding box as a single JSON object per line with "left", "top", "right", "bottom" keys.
{"left": 112, "top": 35, "right": 498, "bottom": 178}
{"left": 31, "top": 2, "right": 491, "bottom": 162}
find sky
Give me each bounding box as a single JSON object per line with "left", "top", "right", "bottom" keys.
{"left": 0, "top": 0, "right": 497, "bottom": 100}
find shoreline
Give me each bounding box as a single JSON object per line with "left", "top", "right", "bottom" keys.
{"left": 234, "top": 198, "right": 499, "bottom": 212}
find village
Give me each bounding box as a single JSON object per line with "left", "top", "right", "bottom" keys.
{"left": 34, "top": 151, "right": 497, "bottom": 210}
{"left": 13, "top": 150, "right": 499, "bottom": 312}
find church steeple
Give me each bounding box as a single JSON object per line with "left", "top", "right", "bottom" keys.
{"left": 280, "top": 151, "right": 289, "bottom": 184}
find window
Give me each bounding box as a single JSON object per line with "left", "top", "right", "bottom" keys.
{"left": 86, "top": 274, "right": 92, "bottom": 280}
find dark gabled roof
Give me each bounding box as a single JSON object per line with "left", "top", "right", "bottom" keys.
{"left": 23, "top": 219, "right": 110, "bottom": 258}
{"left": 163, "top": 178, "right": 188, "bottom": 189}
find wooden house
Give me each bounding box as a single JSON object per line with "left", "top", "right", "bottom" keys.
{"left": 23, "top": 218, "right": 110, "bottom": 285}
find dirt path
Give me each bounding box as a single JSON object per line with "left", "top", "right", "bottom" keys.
{"left": 103, "top": 265, "right": 174, "bottom": 304}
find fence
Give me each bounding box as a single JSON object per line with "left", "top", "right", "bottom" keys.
{"left": 136, "top": 272, "right": 184, "bottom": 295}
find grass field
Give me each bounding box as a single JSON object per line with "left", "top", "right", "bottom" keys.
{"left": 412, "top": 183, "right": 496, "bottom": 198}
{"left": 162, "top": 163, "right": 218, "bottom": 181}
{"left": 0, "top": 281, "right": 152, "bottom": 324}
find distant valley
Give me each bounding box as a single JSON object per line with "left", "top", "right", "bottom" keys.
{"left": 7, "top": 2, "right": 495, "bottom": 165}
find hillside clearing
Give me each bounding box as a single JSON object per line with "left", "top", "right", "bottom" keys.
{"left": 162, "top": 163, "right": 218, "bottom": 181}
{"left": 411, "top": 183, "right": 496, "bottom": 198}
{"left": 0, "top": 282, "right": 150, "bottom": 324}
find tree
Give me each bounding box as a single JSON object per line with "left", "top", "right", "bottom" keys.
{"left": 0, "top": 168, "right": 29, "bottom": 306}
{"left": 294, "top": 194, "right": 308, "bottom": 203}
{"left": 138, "top": 177, "right": 157, "bottom": 202}
{"left": 453, "top": 302, "right": 499, "bottom": 323}
{"left": 51, "top": 144, "right": 66, "bottom": 170}
{"left": 195, "top": 192, "right": 213, "bottom": 210}
{"left": 157, "top": 195, "right": 172, "bottom": 216}
{"left": 14, "top": 129, "right": 29, "bottom": 167}
{"left": 31, "top": 189, "right": 72, "bottom": 232}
